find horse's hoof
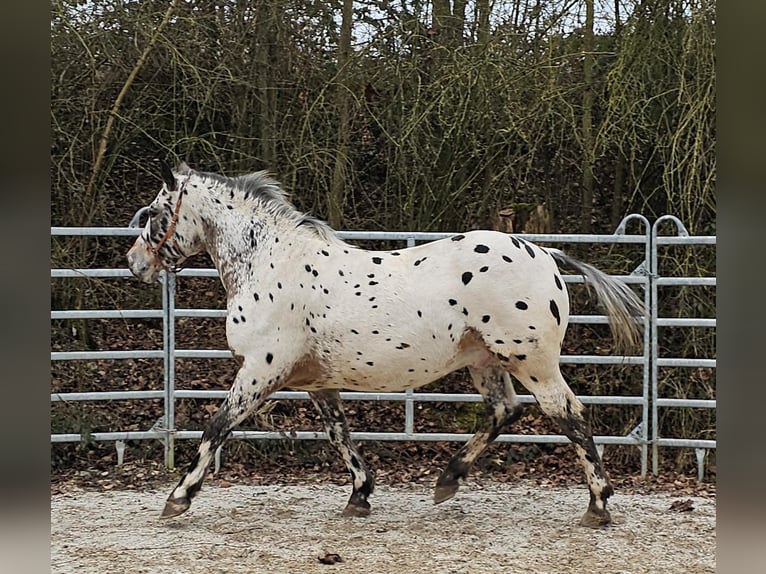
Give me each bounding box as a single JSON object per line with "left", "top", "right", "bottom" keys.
{"left": 160, "top": 497, "right": 191, "bottom": 519}
{"left": 433, "top": 482, "right": 459, "bottom": 505}
{"left": 342, "top": 502, "right": 371, "bottom": 518}
{"left": 579, "top": 507, "right": 612, "bottom": 528}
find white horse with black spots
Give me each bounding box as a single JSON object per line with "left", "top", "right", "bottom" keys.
{"left": 127, "top": 162, "right": 645, "bottom": 527}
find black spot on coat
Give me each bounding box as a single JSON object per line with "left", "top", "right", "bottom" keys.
{"left": 461, "top": 271, "right": 473, "bottom": 285}
{"left": 549, "top": 300, "right": 561, "bottom": 325}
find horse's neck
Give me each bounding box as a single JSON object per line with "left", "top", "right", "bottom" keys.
{"left": 198, "top": 197, "right": 300, "bottom": 298}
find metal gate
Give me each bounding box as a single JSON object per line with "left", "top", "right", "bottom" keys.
{"left": 50, "top": 214, "right": 716, "bottom": 478}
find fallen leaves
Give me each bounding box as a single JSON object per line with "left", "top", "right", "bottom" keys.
{"left": 669, "top": 499, "right": 695, "bottom": 512}
{"left": 318, "top": 552, "right": 343, "bottom": 565}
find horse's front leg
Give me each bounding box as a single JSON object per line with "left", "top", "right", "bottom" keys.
{"left": 161, "top": 364, "right": 275, "bottom": 519}
{"left": 309, "top": 389, "right": 375, "bottom": 517}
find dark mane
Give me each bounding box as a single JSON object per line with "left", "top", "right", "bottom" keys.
{"left": 196, "top": 169, "right": 341, "bottom": 243}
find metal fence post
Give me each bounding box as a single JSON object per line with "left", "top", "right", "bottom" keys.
{"left": 650, "top": 215, "right": 689, "bottom": 475}
{"left": 614, "top": 214, "right": 651, "bottom": 478}
{"left": 162, "top": 271, "right": 177, "bottom": 469}
{"left": 404, "top": 236, "right": 416, "bottom": 436}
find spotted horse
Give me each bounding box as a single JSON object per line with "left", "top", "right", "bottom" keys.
{"left": 127, "top": 162, "right": 645, "bottom": 528}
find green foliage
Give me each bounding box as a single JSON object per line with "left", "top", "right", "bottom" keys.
{"left": 51, "top": 0, "right": 715, "bottom": 234}
{"left": 599, "top": 0, "right": 716, "bottom": 233}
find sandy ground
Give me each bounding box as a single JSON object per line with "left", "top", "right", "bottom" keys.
{"left": 51, "top": 480, "right": 715, "bottom": 574}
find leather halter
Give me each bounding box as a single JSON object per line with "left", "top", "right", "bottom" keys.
{"left": 147, "top": 175, "right": 190, "bottom": 265}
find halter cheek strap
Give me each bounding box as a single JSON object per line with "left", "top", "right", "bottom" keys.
{"left": 148, "top": 176, "right": 190, "bottom": 262}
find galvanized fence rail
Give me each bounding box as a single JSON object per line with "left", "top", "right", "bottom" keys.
{"left": 50, "top": 214, "right": 716, "bottom": 478}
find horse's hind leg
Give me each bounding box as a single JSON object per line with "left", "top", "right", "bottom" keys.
{"left": 519, "top": 369, "right": 614, "bottom": 528}
{"left": 434, "top": 366, "right": 524, "bottom": 504}
{"left": 309, "top": 389, "right": 375, "bottom": 517}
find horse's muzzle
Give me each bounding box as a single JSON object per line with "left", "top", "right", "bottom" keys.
{"left": 127, "top": 241, "right": 163, "bottom": 284}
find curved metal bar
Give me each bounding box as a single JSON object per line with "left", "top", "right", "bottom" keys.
{"left": 614, "top": 213, "right": 650, "bottom": 236}
{"left": 129, "top": 206, "right": 150, "bottom": 229}
{"left": 653, "top": 214, "right": 690, "bottom": 238}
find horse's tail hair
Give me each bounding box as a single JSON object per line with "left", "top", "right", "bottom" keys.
{"left": 548, "top": 248, "right": 646, "bottom": 354}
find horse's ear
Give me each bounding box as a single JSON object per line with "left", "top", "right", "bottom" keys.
{"left": 177, "top": 161, "right": 192, "bottom": 176}
{"left": 160, "top": 161, "right": 177, "bottom": 191}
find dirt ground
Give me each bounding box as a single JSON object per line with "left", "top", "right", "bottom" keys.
{"left": 51, "top": 479, "right": 715, "bottom": 574}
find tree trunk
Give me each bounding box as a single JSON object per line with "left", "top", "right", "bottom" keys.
{"left": 580, "top": 0, "right": 595, "bottom": 232}
{"left": 433, "top": 0, "right": 450, "bottom": 39}
{"left": 477, "top": 0, "right": 490, "bottom": 45}
{"left": 328, "top": 0, "right": 354, "bottom": 228}
{"left": 610, "top": 154, "right": 625, "bottom": 228}
{"left": 452, "top": 0, "right": 467, "bottom": 46}
{"left": 255, "top": 1, "right": 278, "bottom": 166}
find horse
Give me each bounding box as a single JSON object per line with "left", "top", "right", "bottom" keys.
{"left": 127, "top": 161, "right": 645, "bottom": 528}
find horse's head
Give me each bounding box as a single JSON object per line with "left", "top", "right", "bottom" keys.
{"left": 127, "top": 161, "right": 205, "bottom": 283}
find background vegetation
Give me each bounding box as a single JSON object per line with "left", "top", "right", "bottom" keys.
{"left": 50, "top": 0, "right": 716, "bottom": 479}
{"left": 51, "top": 0, "right": 715, "bottom": 233}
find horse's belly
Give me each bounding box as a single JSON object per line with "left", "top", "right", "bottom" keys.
{"left": 293, "top": 335, "right": 488, "bottom": 392}
{"left": 294, "top": 366, "right": 449, "bottom": 392}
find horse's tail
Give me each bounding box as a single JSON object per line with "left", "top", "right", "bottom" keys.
{"left": 548, "top": 248, "right": 646, "bottom": 354}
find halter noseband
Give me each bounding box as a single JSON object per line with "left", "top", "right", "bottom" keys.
{"left": 147, "top": 175, "right": 190, "bottom": 269}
